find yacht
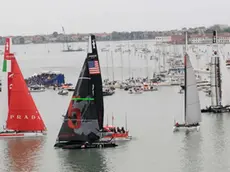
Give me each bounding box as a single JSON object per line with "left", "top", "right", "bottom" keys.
{"left": 29, "top": 85, "right": 45, "bottom": 92}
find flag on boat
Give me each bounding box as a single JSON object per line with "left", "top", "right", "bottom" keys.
{"left": 2, "top": 59, "right": 11, "bottom": 72}
{"left": 88, "top": 60, "right": 100, "bottom": 74}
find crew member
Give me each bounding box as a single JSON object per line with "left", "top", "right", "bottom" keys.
{"left": 121, "top": 127, "right": 125, "bottom": 133}
{"left": 175, "top": 122, "right": 179, "bottom": 127}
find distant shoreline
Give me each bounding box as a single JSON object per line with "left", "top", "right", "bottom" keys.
{"left": 0, "top": 40, "right": 228, "bottom": 46}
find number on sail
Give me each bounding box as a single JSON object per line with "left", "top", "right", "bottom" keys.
{"left": 67, "top": 100, "right": 81, "bottom": 129}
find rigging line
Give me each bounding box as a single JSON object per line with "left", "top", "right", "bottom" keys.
{"left": 187, "top": 101, "right": 200, "bottom": 106}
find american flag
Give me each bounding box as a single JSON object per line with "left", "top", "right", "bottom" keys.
{"left": 88, "top": 60, "right": 100, "bottom": 74}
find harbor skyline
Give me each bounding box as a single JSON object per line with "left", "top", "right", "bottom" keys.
{"left": 1, "top": 24, "right": 230, "bottom": 45}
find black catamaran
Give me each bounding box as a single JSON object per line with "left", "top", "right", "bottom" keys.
{"left": 201, "top": 31, "right": 230, "bottom": 113}
{"left": 54, "top": 35, "right": 117, "bottom": 149}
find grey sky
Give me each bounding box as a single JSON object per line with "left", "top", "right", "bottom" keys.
{"left": 1, "top": 0, "right": 230, "bottom": 36}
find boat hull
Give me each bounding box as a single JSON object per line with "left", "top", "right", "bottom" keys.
{"left": 67, "top": 88, "right": 75, "bottom": 91}
{"left": 54, "top": 141, "right": 118, "bottom": 149}
{"left": 101, "top": 133, "right": 132, "bottom": 141}
{"left": 173, "top": 126, "right": 200, "bottom": 132}
{"left": 0, "top": 132, "right": 46, "bottom": 138}
{"left": 153, "top": 83, "right": 171, "bottom": 86}
{"left": 129, "top": 91, "right": 143, "bottom": 94}
{"left": 103, "top": 91, "right": 115, "bottom": 96}
{"left": 58, "top": 93, "right": 68, "bottom": 96}
{"left": 201, "top": 106, "right": 230, "bottom": 113}
{"left": 30, "top": 89, "right": 45, "bottom": 92}
{"left": 58, "top": 92, "right": 68, "bottom": 95}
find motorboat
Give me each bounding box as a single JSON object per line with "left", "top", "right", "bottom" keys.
{"left": 143, "top": 83, "right": 158, "bottom": 91}
{"left": 101, "top": 125, "right": 132, "bottom": 141}
{"left": 29, "top": 85, "right": 45, "bottom": 92}
{"left": 128, "top": 87, "right": 143, "bottom": 94}
{"left": 58, "top": 90, "right": 68, "bottom": 95}
{"left": 103, "top": 88, "right": 115, "bottom": 96}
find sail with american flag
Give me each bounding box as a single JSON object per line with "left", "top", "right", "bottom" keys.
{"left": 55, "top": 34, "right": 104, "bottom": 146}
{"left": 88, "top": 60, "right": 100, "bottom": 74}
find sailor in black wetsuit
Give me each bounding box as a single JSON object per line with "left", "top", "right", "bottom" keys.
{"left": 121, "top": 127, "right": 125, "bottom": 133}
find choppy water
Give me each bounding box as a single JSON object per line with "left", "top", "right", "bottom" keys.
{"left": 0, "top": 41, "right": 230, "bottom": 172}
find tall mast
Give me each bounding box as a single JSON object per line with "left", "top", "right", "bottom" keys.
{"left": 185, "top": 32, "right": 188, "bottom": 52}
{"left": 120, "top": 49, "right": 124, "bottom": 82}
{"left": 125, "top": 113, "right": 128, "bottom": 131}
{"left": 106, "top": 51, "right": 109, "bottom": 80}
{"left": 162, "top": 44, "right": 166, "bottom": 71}
{"left": 145, "top": 54, "right": 149, "bottom": 79}
{"left": 184, "top": 31, "right": 188, "bottom": 123}
{"left": 111, "top": 51, "right": 115, "bottom": 82}
{"left": 128, "top": 43, "right": 131, "bottom": 79}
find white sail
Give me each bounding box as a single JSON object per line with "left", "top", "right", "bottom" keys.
{"left": 219, "top": 51, "right": 230, "bottom": 106}
{"left": 185, "top": 54, "right": 201, "bottom": 124}
{"left": 0, "top": 71, "right": 8, "bottom": 129}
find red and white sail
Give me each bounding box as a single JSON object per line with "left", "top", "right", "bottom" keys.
{"left": 0, "top": 38, "right": 11, "bottom": 128}
{"left": 1, "top": 38, "right": 46, "bottom": 132}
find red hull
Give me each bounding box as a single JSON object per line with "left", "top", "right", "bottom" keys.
{"left": 0, "top": 133, "right": 24, "bottom": 137}
{"left": 103, "top": 132, "right": 130, "bottom": 139}
{"left": 0, "top": 132, "right": 45, "bottom": 137}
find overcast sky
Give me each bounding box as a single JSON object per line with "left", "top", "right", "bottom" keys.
{"left": 0, "top": 0, "right": 230, "bottom": 36}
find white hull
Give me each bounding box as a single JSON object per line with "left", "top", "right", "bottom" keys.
{"left": 0, "top": 132, "right": 46, "bottom": 138}
{"left": 153, "top": 82, "right": 172, "bottom": 86}
{"left": 173, "top": 126, "right": 200, "bottom": 132}
{"left": 129, "top": 91, "right": 143, "bottom": 94}
{"left": 30, "top": 89, "right": 45, "bottom": 92}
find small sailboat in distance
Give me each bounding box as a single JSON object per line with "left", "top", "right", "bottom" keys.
{"left": 0, "top": 38, "right": 47, "bottom": 137}
{"left": 61, "top": 26, "right": 84, "bottom": 52}
{"left": 201, "top": 30, "right": 230, "bottom": 113}
{"left": 54, "top": 35, "right": 117, "bottom": 149}
{"left": 173, "top": 32, "right": 201, "bottom": 132}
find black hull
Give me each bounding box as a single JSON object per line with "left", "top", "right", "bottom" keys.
{"left": 180, "top": 85, "right": 185, "bottom": 90}
{"left": 124, "top": 86, "right": 132, "bottom": 91}
{"left": 201, "top": 106, "right": 230, "bottom": 113}
{"left": 58, "top": 93, "right": 68, "bottom": 95}
{"left": 67, "top": 88, "right": 75, "bottom": 91}
{"left": 54, "top": 141, "right": 118, "bottom": 149}
{"left": 174, "top": 124, "right": 200, "bottom": 128}
{"left": 103, "top": 92, "right": 115, "bottom": 96}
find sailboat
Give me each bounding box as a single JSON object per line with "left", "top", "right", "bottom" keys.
{"left": 201, "top": 31, "right": 230, "bottom": 113}
{"left": 54, "top": 35, "right": 117, "bottom": 149}
{"left": 61, "top": 26, "right": 84, "bottom": 52}
{"left": 0, "top": 38, "right": 47, "bottom": 137}
{"left": 173, "top": 32, "right": 201, "bottom": 132}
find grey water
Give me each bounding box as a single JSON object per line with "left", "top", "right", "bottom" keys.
{"left": 0, "top": 41, "right": 230, "bottom": 172}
